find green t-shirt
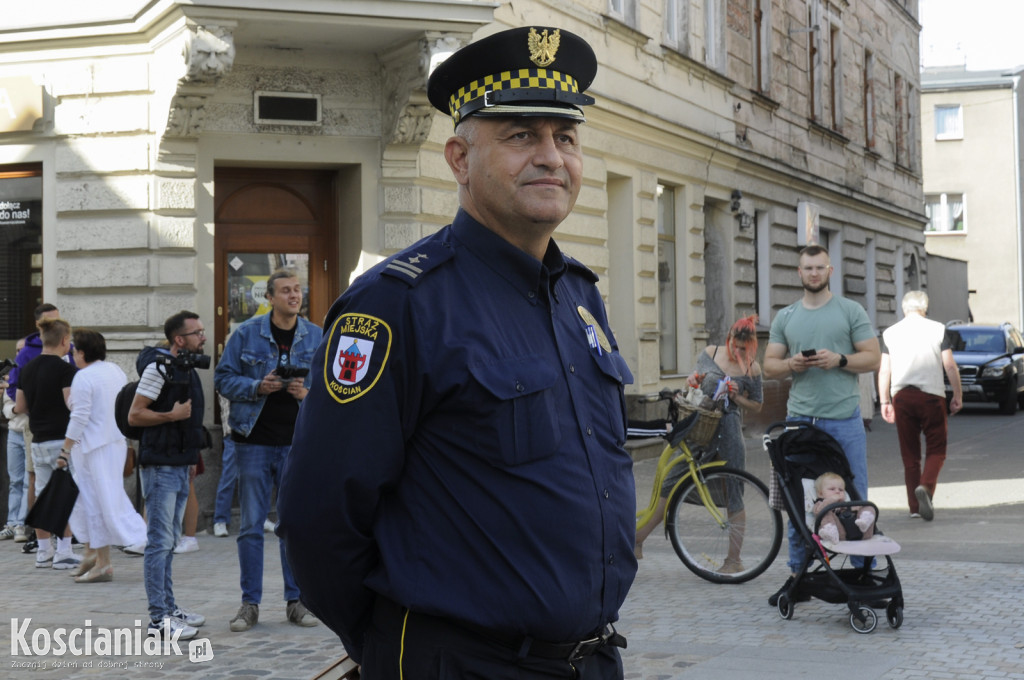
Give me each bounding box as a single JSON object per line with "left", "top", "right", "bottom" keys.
{"left": 769, "top": 295, "right": 875, "bottom": 420}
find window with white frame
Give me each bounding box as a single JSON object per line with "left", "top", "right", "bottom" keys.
{"left": 609, "top": 0, "right": 637, "bottom": 25}
{"left": 808, "top": 2, "right": 823, "bottom": 121}
{"left": 704, "top": 0, "right": 724, "bottom": 70}
{"left": 657, "top": 184, "right": 679, "bottom": 374}
{"left": 830, "top": 23, "right": 843, "bottom": 131}
{"left": 753, "top": 0, "right": 771, "bottom": 93}
{"left": 934, "top": 104, "right": 963, "bottom": 140}
{"left": 864, "top": 50, "right": 876, "bottom": 149}
{"left": 925, "top": 193, "right": 965, "bottom": 233}
{"left": 665, "top": 0, "right": 690, "bottom": 53}
{"left": 895, "top": 73, "right": 906, "bottom": 165}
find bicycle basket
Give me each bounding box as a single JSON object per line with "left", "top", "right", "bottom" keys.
{"left": 676, "top": 401, "right": 723, "bottom": 448}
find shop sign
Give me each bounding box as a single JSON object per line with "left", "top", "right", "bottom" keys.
{"left": 0, "top": 199, "right": 40, "bottom": 227}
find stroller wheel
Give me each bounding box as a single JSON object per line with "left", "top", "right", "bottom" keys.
{"left": 850, "top": 606, "right": 878, "bottom": 634}
{"left": 777, "top": 594, "right": 794, "bottom": 620}
{"left": 886, "top": 603, "right": 904, "bottom": 629}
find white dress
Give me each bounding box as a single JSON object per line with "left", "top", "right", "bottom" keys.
{"left": 66, "top": 360, "right": 147, "bottom": 548}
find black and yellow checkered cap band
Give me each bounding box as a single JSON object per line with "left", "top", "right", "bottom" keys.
{"left": 448, "top": 68, "right": 582, "bottom": 123}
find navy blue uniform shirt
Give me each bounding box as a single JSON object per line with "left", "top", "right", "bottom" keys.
{"left": 279, "top": 209, "right": 637, "bottom": 663}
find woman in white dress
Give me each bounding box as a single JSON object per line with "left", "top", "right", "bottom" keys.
{"left": 57, "top": 329, "right": 147, "bottom": 583}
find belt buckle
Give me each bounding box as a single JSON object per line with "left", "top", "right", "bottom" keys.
{"left": 568, "top": 636, "right": 602, "bottom": 663}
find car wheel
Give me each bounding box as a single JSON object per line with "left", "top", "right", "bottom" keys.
{"left": 999, "top": 383, "right": 1018, "bottom": 415}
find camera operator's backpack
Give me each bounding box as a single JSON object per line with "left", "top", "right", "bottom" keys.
{"left": 115, "top": 380, "right": 144, "bottom": 440}
{"left": 115, "top": 345, "right": 173, "bottom": 441}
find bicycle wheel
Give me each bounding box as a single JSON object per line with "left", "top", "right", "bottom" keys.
{"left": 665, "top": 467, "right": 782, "bottom": 584}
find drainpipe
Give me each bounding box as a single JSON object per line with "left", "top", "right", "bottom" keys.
{"left": 1013, "top": 74, "right": 1024, "bottom": 330}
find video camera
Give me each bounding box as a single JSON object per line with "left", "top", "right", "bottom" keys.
{"left": 275, "top": 365, "right": 310, "bottom": 381}
{"left": 0, "top": 358, "right": 15, "bottom": 380}
{"left": 155, "top": 349, "right": 211, "bottom": 372}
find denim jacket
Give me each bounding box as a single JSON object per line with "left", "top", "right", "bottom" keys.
{"left": 214, "top": 313, "right": 323, "bottom": 438}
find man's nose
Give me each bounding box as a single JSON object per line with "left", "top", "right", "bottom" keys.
{"left": 533, "top": 133, "right": 565, "bottom": 168}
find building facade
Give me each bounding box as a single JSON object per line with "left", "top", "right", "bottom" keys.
{"left": 920, "top": 65, "right": 1024, "bottom": 328}
{"left": 1, "top": 0, "right": 926, "bottom": 439}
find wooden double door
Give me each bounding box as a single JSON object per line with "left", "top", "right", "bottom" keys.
{"left": 213, "top": 167, "right": 338, "bottom": 360}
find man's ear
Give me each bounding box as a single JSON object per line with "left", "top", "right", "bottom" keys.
{"left": 444, "top": 136, "right": 471, "bottom": 186}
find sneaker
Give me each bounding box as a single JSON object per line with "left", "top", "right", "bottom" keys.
{"left": 909, "top": 512, "right": 922, "bottom": 519}
{"left": 170, "top": 606, "right": 205, "bottom": 627}
{"left": 230, "top": 603, "right": 259, "bottom": 632}
{"left": 52, "top": 552, "right": 82, "bottom": 570}
{"left": 35, "top": 549, "right": 55, "bottom": 568}
{"left": 22, "top": 537, "right": 38, "bottom": 554}
{"left": 213, "top": 522, "right": 229, "bottom": 537}
{"left": 286, "top": 600, "right": 319, "bottom": 627}
{"left": 0, "top": 525, "right": 14, "bottom": 540}
{"left": 148, "top": 617, "right": 197, "bottom": 641}
{"left": 122, "top": 542, "right": 146, "bottom": 556}
{"left": 263, "top": 519, "right": 276, "bottom": 533}
{"left": 14, "top": 525, "right": 27, "bottom": 542}
{"left": 915, "top": 486, "right": 934, "bottom": 521}
{"left": 173, "top": 536, "right": 199, "bottom": 554}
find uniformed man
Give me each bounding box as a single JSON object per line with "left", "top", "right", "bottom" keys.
{"left": 279, "top": 26, "right": 636, "bottom": 679}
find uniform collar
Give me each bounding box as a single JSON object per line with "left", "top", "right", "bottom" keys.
{"left": 451, "top": 209, "right": 566, "bottom": 302}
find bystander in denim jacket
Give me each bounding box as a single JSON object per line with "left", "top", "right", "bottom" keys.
{"left": 214, "top": 313, "right": 322, "bottom": 437}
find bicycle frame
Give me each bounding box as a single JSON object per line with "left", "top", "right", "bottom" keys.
{"left": 636, "top": 438, "right": 727, "bottom": 532}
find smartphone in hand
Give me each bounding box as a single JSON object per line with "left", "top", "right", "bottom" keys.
{"left": 801, "top": 349, "right": 817, "bottom": 357}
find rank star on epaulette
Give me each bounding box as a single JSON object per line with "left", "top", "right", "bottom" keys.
{"left": 323, "top": 313, "right": 392, "bottom": 404}
{"left": 386, "top": 253, "right": 429, "bottom": 280}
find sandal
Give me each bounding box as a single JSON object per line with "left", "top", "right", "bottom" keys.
{"left": 719, "top": 558, "right": 745, "bottom": 574}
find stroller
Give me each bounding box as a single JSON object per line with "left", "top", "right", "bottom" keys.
{"left": 763, "top": 421, "right": 904, "bottom": 633}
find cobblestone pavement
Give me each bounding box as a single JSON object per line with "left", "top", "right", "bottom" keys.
{"left": 3, "top": 436, "right": 1022, "bottom": 679}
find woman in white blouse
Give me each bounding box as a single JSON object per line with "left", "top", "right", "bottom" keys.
{"left": 57, "top": 329, "right": 147, "bottom": 583}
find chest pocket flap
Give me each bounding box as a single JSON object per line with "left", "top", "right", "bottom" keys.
{"left": 469, "top": 356, "right": 561, "bottom": 466}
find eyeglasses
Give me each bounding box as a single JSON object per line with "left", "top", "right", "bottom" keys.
{"left": 179, "top": 329, "right": 206, "bottom": 338}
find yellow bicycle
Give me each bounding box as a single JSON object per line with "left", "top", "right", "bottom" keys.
{"left": 636, "top": 392, "right": 783, "bottom": 584}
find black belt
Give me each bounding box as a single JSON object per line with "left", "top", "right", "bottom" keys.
{"left": 377, "top": 597, "right": 625, "bottom": 664}
{"left": 451, "top": 618, "right": 626, "bottom": 663}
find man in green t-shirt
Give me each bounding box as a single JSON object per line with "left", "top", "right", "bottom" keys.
{"left": 764, "top": 245, "right": 880, "bottom": 583}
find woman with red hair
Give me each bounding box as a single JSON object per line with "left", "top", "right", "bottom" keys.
{"left": 635, "top": 315, "right": 763, "bottom": 571}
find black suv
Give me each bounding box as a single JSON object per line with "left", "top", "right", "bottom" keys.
{"left": 945, "top": 322, "right": 1024, "bottom": 414}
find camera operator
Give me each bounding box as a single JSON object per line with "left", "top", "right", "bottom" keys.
{"left": 127, "top": 310, "right": 209, "bottom": 641}
{"left": 214, "top": 268, "right": 322, "bottom": 632}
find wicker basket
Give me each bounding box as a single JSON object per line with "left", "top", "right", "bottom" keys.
{"left": 677, "top": 401, "right": 723, "bottom": 448}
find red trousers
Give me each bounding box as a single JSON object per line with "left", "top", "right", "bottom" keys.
{"left": 892, "top": 387, "right": 948, "bottom": 513}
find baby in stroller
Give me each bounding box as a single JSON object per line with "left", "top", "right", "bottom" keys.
{"left": 764, "top": 422, "right": 904, "bottom": 633}
{"left": 813, "top": 472, "right": 875, "bottom": 544}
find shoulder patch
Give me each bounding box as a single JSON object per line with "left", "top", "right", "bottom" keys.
{"left": 322, "top": 313, "right": 392, "bottom": 404}
{"left": 381, "top": 241, "right": 455, "bottom": 287}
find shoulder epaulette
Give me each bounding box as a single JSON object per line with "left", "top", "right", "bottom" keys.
{"left": 381, "top": 240, "right": 455, "bottom": 287}
{"left": 565, "top": 255, "right": 599, "bottom": 283}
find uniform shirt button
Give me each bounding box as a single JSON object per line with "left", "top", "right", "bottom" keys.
{"left": 528, "top": 291, "right": 536, "bottom": 299}
{"left": 586, "top": 426, "right": 593, "bottom": 436}
{"left": 515, "top": 382, "right": 525, "bottom": 393}
{"left": 608, "top": 554, "right": 614, "bottom": 564}
{"left": 603, "top": 488, "right": 610, "bottom": 498}
{"left": 569, "top": 364, "right": 576, "bottom": 373}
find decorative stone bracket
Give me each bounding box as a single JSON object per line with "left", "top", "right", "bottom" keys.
{"left": 382, "top": 32, "right": 467, "bottom": 146}
{"left": 164, "top": 22, "right": 236, "bottom": 138}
